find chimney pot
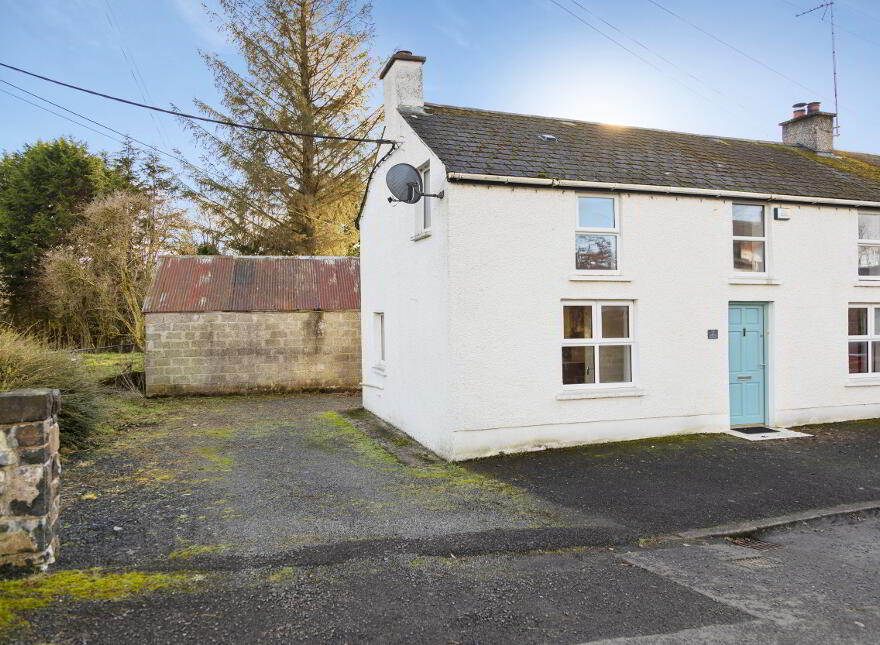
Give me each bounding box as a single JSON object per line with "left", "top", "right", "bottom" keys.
{"left": 793, "top": 108, "right": 806, "bottom": 119}
{"left": 807, "top": 101, "right": 821, "bottom": 114}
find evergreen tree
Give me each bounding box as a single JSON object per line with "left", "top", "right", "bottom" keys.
{"left": 0, "top": 138, "right": 122, "bottom": 323}
{"left": 185, "top": 0, "right": 379, "bottom": 256}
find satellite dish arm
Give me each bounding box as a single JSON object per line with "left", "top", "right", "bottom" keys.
{"left": 387, "top": 188, "right": 444, "bottom": 204}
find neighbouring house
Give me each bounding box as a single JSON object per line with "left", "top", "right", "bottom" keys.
{"left": 143, "top": 255, "right": 361, "bottom": 396}
{"left": 359, "top": 50, "right": 880, "bottom": 461}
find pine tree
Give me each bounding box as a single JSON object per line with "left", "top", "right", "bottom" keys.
{"left": 184, "top": 0, "right": 379, "bottom": 256}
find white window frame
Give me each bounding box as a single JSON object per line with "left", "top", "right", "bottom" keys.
{"left": 857, "top": 211, "right": 880, "bottom": 281}
{"left": 732, "top": 203, "right": 769, "bottom": 275}
{"left": 847, "top": 304, "right": 880, "bottom": 377}
{"left": 561, "top": 300, "right": 636, "bottom": 390}
{"left": 373, "top": 312, "right": 386, "bottom": 371}
{"left": 574, "top": 194, "right": 621, "bottom": 275}
{"left": 413, "top": 162, "right": 431, "bottom": 239}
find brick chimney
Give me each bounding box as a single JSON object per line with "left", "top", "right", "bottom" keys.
{"left": 780, "top": 101, "right": 836, "bottom": 153}
{"left": 380, "top": 50, "right": 425, "bottom": 134}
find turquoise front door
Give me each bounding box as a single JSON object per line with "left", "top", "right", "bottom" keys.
{"left": 728, "top": 304, "right": 766, "bottom": 427}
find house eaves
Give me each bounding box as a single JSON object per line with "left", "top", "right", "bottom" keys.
{"left": 446, "top": 172, "right": 880, "bottom": 209}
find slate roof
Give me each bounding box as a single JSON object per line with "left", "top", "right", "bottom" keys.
{"left": 143, "top": 256, "right": 359, "bottom": 313}
{"left": 400, "top": 103, "right": 880, "bottom": 202}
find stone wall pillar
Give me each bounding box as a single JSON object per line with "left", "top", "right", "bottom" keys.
{"left": 0, "top": 389, "right": 61, "bottom": 573}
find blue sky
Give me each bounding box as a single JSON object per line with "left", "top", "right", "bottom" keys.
{"left": 2, "top": 0, "right": 879, "bottom": 180}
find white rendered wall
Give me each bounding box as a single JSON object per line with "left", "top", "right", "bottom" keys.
{"left": 443, "top": 183, "right": 880, "bottom": 459}
{"left": 359, "top": 105, "right": 453, "bottom": 457}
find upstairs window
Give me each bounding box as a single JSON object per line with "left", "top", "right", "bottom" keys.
{"left": 858, "top": 212, "right": 880, "bottom": 277}
{"left": 414, "top": 163, "right": 431, "bottom": 237}
{"left": 576, "top": 196, "right": 618, "bottom": 271}
{"left": 562, "top": 302, "right": 634, "bottom": 387}
{"left": 732, "top": 204, "right": 766, "bottom": 272}
{"left": 848, "top": 305, "right": 880, "bottom": 374}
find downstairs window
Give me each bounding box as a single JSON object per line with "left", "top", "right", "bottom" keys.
{"left": 848, "top": 305, "right": 880, "bottom": 374}
{"left": 562, "top": 302, "right": 634, "bottom": 386}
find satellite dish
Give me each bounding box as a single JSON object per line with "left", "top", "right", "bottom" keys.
{"left": 386, "top": 163, "right": 423, "bottom": 204}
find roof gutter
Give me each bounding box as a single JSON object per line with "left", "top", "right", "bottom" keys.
{"left": 446, "top": 172, "right": 880, "bottom": 209}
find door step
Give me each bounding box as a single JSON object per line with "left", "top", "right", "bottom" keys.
{"left": 723, "top": 427, "right": 812, "bottom": 441}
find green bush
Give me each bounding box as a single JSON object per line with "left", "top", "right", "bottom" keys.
{"left": 0, "top": 327, "right": 105, "bottom": 447}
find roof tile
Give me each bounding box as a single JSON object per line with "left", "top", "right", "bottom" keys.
{"left": 401, "top": 104, "right": 880, "bottom": 202}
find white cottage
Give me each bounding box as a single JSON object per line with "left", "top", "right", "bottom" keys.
{"left": 359, "top": 50, "right": 880, "bottom": 461}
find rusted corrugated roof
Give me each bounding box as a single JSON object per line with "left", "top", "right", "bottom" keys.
{"left": 143, "top": 256, "right": 360, "bottom": 313}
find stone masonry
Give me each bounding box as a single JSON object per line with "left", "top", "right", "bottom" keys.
{"left": 145, "top": 311, "right": 361, "bottom": 396}
{"left": 0, "top": 388, "right": 61, "bottom": 573}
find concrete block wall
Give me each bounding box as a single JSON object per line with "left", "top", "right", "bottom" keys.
{"left": 145, "top": 311, "right": 361, "bottom": 396}
{"left": 0, "top": 388, "right": 61, "bottom": 573}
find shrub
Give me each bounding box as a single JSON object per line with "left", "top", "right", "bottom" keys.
{"left": 0, "top": 327, "right": 105, "bottom": 447}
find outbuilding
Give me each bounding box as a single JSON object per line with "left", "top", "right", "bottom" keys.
{"left": 143, "top": 255, "right": 361, "bottom": 396}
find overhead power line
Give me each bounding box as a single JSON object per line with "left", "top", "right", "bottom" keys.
{"left": 567, "top": 0, "right": 749, "bottom": 111}
{"left": 0, "top": 61, "right": 395, "bottom": 145}
{"left": 644, "top": 0, "right": 822, "bottom": 96}
{"left": 0, "top": 77, "right": 214, "bottom": 176}
{"left": 103, "top": 0, "right": 171, "bottom": 150}
{"left": 0, "top": 86, "right": 131, "bottom": 146}
{"left": 0, "top": 77, "right": 381, "bottom": 229}
{"left": 0, "top": 79, "right": 255, "bottom": 217}
{"left": 546, "top": 0, "right": 726, "bottom": 109}
{"left": 2, "top": 78, "right": 151, "bottom": 150}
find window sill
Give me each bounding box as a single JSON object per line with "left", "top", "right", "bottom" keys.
{"left": 854, "top": 279, "right": 880, "bottom": 286}
{"left": 729, "top": 276, "right": 780, "bottom": 285}
{"left": 372, "top": 364, "right": 387, "bottom": 376}
{"left": 569, "top": 274, "right": 631, "bottom": 282}
{"left": 845, "top": 377, "right": 880, "bottom": 387}
{"left": 411, "top": 230, "right": 431, "bottom": 242}
{"left": 556, "top": 387, "right": 644, "bottom": 400}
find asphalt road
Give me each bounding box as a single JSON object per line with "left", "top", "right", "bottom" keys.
{"left": 19, "top": 514, "right": 880, "bottom": 644}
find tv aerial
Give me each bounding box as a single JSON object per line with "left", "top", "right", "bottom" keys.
{"left": 385, "top": 163, "right": 444, "bottom": 204}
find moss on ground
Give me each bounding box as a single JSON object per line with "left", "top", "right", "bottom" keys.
{"left": 131, "top": 464, "right": 177, "bottom": 485}
{"left": 266, "top": 567, "right": 297, "bottom": 583}
{"left": 201, "top": 427, "right": 237, "bottom": 438}
{"left": 309, "top": 413, "right": 557, "bottom": 517}
{"left": 0, "top": 568, "right": 201, "bottom": 632}
{"left": 310, "top": 412, "right": 399, "bottom": 466}
{"left": 194, "top": 447, "right": 235, "bottom": 472}
{"left": 168, "top": 544, "right": 231, "bottom": 559}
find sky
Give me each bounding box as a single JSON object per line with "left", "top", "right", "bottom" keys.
{"left": 2, "top": 0, "right": 879, "bottom": 182}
